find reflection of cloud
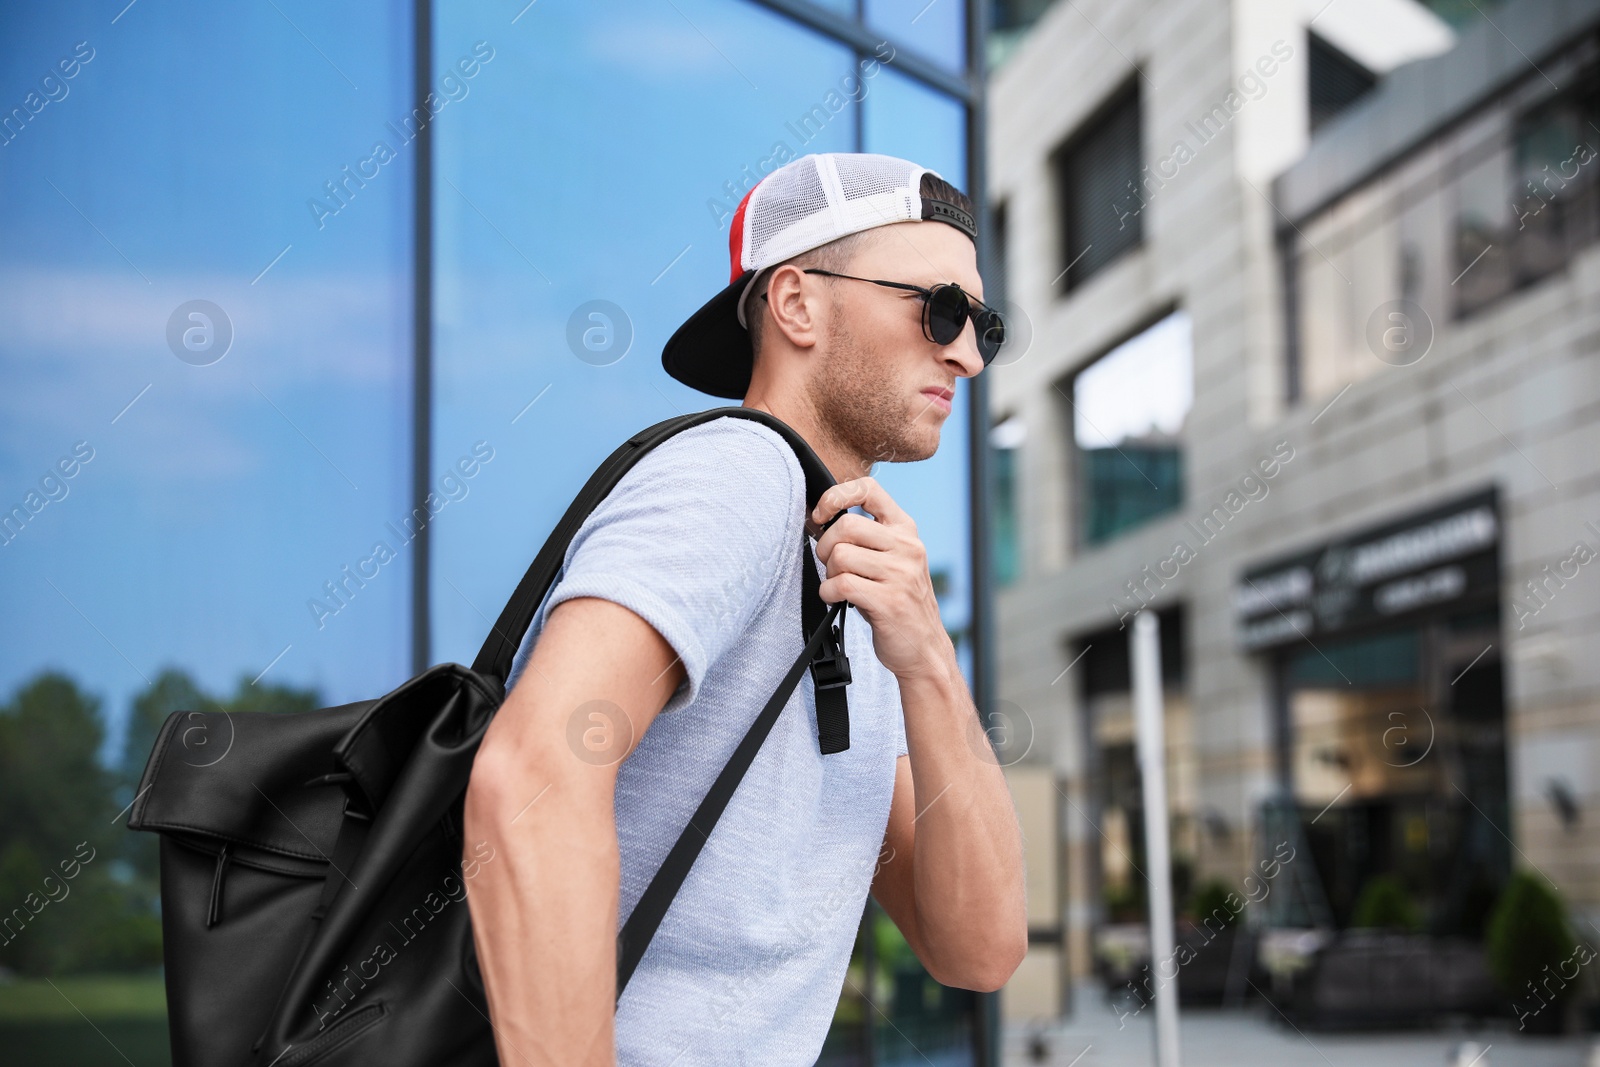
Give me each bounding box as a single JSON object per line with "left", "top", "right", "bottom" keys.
{"left": 115, "top": 400, "right": 264, "bottom": 483}
{"left": 0, "top": 267, "right": 404, "bottom": 387}
{"left": 0, "top": 267, "right": 407, "bottom": 478}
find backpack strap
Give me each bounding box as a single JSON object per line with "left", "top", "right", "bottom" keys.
{"left": 471, "top": 406, "right": 838, "bottom": 687}
{"left": 802, "top": 530, "right": 852, "bottom": 755}
{"left": 615, "top": 535, "right": 846, "bottom": 998}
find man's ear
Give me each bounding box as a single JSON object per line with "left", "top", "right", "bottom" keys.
{"left": 764, "top": 263, "right": 823, "bottom": 351}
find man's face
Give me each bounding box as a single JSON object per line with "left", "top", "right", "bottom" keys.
{"left": 807, "top": 220, "right": 987, "bottom": 477}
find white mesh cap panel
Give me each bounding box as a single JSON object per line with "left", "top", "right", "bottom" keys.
{"left": 740, "top": 153, "right": 928, "bottom": 273}
{"left": 834, "top": 153, "right": 932, "bottom": 210}
{"left": 743, "top": 156, "right": 831, "bottom": 273}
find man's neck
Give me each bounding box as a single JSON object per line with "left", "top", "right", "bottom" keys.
{"left": 740, "top": 392, "right": 860, "bottom": 488}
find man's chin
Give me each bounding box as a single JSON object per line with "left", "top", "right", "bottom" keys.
{"left": 892, "top": 422, "right": 941, "bottom": 464}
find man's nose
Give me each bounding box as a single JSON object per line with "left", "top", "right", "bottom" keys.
{"left": 944, "top": 324, "right": 986, "bottom": 378}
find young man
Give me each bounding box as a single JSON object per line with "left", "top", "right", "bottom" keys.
{"left": 463, "top": 153, "right": 1027, "bottom": 1065}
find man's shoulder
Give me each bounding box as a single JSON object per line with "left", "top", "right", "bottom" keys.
{"left": 663, "top": 414, "right": 803, "bottom": 472}
{"left": 572, "top": 414, "right": 808, "bottom": 554}
{"left": 635, "top": 414, "right": 805, "bottom": 502}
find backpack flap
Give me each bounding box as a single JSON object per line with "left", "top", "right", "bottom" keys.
{"left": 127, "top": 699, "right": 372, "bottom": 862}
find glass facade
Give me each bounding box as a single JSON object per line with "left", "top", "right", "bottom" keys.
{"left": 1, "top": 0, "right": 416, "bottom": 747}
{"left": 1, "top": 1, "right": 983, "bottom": 1063}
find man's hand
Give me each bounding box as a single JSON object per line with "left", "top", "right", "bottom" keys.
{"left": 808, "top": 477, "right": 949, "bottom": 682}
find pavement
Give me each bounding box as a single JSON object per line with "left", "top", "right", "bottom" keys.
{"left": 1002, "top": 985, "right": 1600, "bottom": 1067}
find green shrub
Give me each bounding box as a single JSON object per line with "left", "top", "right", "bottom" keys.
{"left": 1350, "top": 874, "right": 1421, "bottom": 932}
{"left": 1190, "top": 880, "right": 1237, "bottom": 930}
{"left": 1104, "top": 881, "right": 1145, "bottom": 924}
{"left": 1485, "top": 871, "right": 1579, "bottom": 1005}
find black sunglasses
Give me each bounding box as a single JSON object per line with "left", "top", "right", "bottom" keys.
{"left": 761, "top": 268, "right": 1006, "bottom": 365}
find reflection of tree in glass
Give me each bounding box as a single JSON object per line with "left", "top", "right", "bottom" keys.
{"left": 0, "top": 667, "right": 319, "bottom": 977}
{"left": 0, "top": 673, "right": 152, "bottom": 976}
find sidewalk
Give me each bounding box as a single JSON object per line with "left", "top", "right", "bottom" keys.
{"left": 1003, "top": 985, "right": 1599, "bottom": 1067}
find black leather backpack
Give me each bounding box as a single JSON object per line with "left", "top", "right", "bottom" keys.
{"left": 127, "top": 407, "right": 855, "bottom": 1066}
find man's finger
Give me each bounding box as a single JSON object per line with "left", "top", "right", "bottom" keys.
{"left": 822, "top": 541, "right": 897, "bottom": 583}
{"left": 816, "top": 513, "right": 896, "bottom": 562}
{"left": 818, "top": 570, "right": 885, "bottom": 606}
{"left": 810, "top": 477, "right": 913, "bottom": 530}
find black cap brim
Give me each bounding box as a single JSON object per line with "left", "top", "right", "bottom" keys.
{"left": 661, "top": 271, "right": 754, "bottom": 400}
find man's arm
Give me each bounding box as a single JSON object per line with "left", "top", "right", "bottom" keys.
{"left": 869, "top": 680, "right": 1028, "bottom": 992}
{"left": 462, "top": 595, "right": 685, "bottom": 1067}
{"left": 810, "top": 478, "right": 1028, "bottom": 992}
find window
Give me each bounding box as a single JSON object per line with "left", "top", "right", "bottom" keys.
{"left": 0, "top": 0, "right": 415, "bottom": 1047}
{"left": 990, "top": 199, "right": 1009, "bottom": 311}
{"left": 1052, "top": 81, "right": 1142, "bottom": 293}
{"left": 1413, "top": 0, "right": 1500, "bottom": 31}
{"left": 865, "top": 0, "right": 966, "bottom": 73}
{"left": 1455, "top": 79, "right": 1600, "bottom": 317}
{"left": 1282, "top": 622, "right": 1509, "bottom": 933}
{"left": 989, "top": 0, "right": 1059, "bottom": 67}
{"left": 431, "top": 3, "right": 981, "bottom": 1062}
{"left": 1070, "top": 310, "right": 1191, "bottom": 546}
{"left": 990, "top": 415, "right": 1023, "bottom": 586}
{"left": 1308, "top": 32, "right": 1377, "bottom": 132}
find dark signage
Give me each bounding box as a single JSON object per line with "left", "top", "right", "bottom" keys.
{"left": 1235, "top": 488, "right": 1499, "bottom": 650}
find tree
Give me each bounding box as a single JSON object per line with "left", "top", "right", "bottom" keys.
{"left": 222, "top": 673, "right": 321, "bottom": 717}
{"left": 0, "top": 665, "right": 323, "bottom": 976}
{"left": 0, "top": 672, "right": 158, "bottom": 975}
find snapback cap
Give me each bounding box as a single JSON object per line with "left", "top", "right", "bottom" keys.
{"left": 661, "top": 153, "right": 978, "bottom": 399}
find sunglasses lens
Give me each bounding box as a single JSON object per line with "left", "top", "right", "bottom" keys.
{"left": 977, "top": 310, "right": 1006, "bottom": 364}
{"left": 926, "top": 285, "right": 968, "bottom": 345}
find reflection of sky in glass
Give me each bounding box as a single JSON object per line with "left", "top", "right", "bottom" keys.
{"left": 864, "top": 65, "right": 966, "bottom": 188}
{"left": 0, "top": 2, "right": 413, "bottom": 755}
{"left": 1074, "top": 310, "right": 1193, "bottom": 448}
{"left": 432, "top": 0, "right": 974, "bottom": 686}
{"left": 0, "top": 0, "right": 975, "bottom": 756}
{"left": 865, "top": 0, "right": 967, "bottom": 73}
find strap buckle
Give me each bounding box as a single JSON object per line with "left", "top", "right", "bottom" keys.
{"left": 810, "top": 626, "right": 852, "bottom": 690}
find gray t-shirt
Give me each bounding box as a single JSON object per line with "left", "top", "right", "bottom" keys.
{"left": 506, "top": 415, "right": 908, "bottom": 1065}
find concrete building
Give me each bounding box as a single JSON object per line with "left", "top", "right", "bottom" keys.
{"left": 985, "top": 0, "right": 1600, "bottom": 1021}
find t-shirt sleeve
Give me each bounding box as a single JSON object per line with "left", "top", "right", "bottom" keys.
{"left": 514, "top": 418, "right": 803, "bottom": 715}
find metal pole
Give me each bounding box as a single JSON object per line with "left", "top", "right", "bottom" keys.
{"left": 1132, "top": 611, "right": 1180, "bottom": 1067}
{"left": 965, "top": 0, "right": 1000, "bottom": 1061}
{"left": 409, "top": 0, "right": 433, "bottom": 675}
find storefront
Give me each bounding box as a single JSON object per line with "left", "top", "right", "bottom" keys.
{"left": 1235, "top": 488, "right": 1509, "bottom": 933}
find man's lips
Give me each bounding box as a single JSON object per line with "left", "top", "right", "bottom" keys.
{"left": 921, "top": 387, "right": 954, "bottom": 413}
